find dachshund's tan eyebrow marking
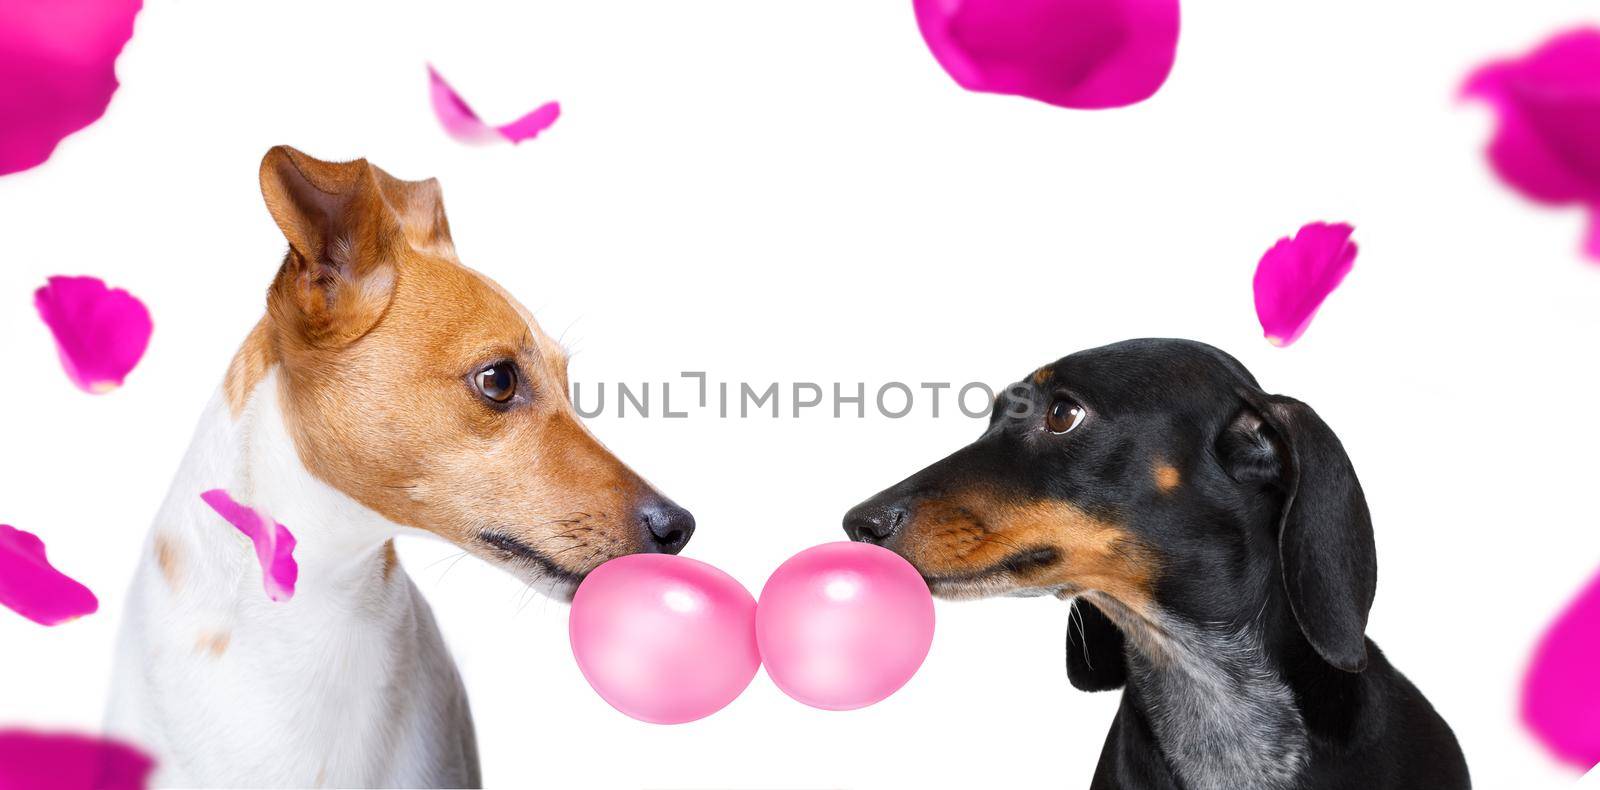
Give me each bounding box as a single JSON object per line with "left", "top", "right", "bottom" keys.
{"left": 1154, "top": 461, "right": 1181, "bottom": 492}
{"left": 1032, "top": 368, "right": 1052, "bottom": 386}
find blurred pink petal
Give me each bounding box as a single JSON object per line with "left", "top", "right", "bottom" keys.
{"left": 0, "top": 730, "right": 154, "bottom": 789}
{"left": 1253, "top": 222, "right": 1357, "bottom": 348}
{"left": 428, "top": 65, "right": 560, "bottom": 145}
{"left": 1463, "top": 28, "right": 1600, "bottom": 261}
{"left": 200, "top": 490, "right": 297, "bottom": 602}
{"left": 913, "top": 0, "right": 1180, "bottom": 109}
{"left": 1524, "top": 567, "right": 1600, "bottom": 769}
{"left": 0, "top": 0, "right": 142, "bottom": 176}
{"left": 0, "top": 525, "right": 98, "bottom": 627}
{"left": 34, "top": 276, "right": 152, "bottom": 394}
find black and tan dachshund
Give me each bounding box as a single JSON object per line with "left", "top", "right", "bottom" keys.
{"left": 844, "top": 338, "right": 1468, "bottom": 790}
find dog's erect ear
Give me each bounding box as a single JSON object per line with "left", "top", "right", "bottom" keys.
{"left": 1228, "top": 389, "right": 1378, "bottom": 673}
{"left": 369, "top": 164, "right": 455, "bottom": 256}
{"left": 1066, "top": 599, "right": 1127, "bottom": 691}
{"left": 260, "top": 146, "right": 400, "bottom": 348}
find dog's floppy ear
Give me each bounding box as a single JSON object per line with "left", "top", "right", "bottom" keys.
{"left": 259, "top": 145, "right": 401, "bottom": 348}
{"left": 1226, "top": 389, "right": 1377, "bottom": 673}
{"left": 1066, "top": 598, "right": 1127, "bottom": 691}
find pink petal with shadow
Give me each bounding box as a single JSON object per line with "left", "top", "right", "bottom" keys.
{"left": 913, "top": 0, "right": 1180, "bottom": 109}
{"left": 0, "top": 729, "right": 154, "bottom": 789}
{"left": 1524, "top": 567, "right": 1600, "bottom": 769}
{"left": 0, "top": 525, "right": 98, "bottom": 626}
{"left": 200, "top": 490, "right": 297, "bottom": 603}
{"left": 1252, "top": 222, "right": 1357, "bottom": 348}
{"left": 34, "top": 276, "right": 153, "bottom": 394}
{"left": 428, "top": 65, "right": 560, "bottom": 145}
{"left": 1463, "top": 28, "right": 1600, "bottom": 261}
{"left": 0, "top": 0, "right": 142, "bottom": 176}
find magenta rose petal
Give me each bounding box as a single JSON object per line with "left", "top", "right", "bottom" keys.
{"left": 1588, "top": 209, "right": 1600, "bottom": 259}
{"left": 493, "top": 102, "right": 562, "bottom": 143}
{"left": 1252, "top": 222, "right": 1358, "bottom": 348}
{"left": 0, "top": 0, "right": 142, "bottom": 176}
{"left": 428, "top": 65, "right": 560, "bottom": 145}
{"left": 34, "top": 276, "right": 153, "bottom": 394}
{"left": 0, "top": 729, "right": 155, "bottom": 789}
{"left": 1523, "top": 568, "right": 1600, "bottom": 768}
{"left": 0, "top": 525, "right": 98, "bottom": 627}
{"left": 1463, "top": 28, "right": 1600, "bottom": 260}
{"left": 912, "top": 0, "right": 1181, "bottom": 110}
{"left": 200, "top": 490, "right": 298, "bottom": 602}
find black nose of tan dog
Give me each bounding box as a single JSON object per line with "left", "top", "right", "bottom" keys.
{"left": 843, "top": 502, "right": 906, "bottom": 545}
{"left": 639, "top": 499, "right": 695, "bottom": 554}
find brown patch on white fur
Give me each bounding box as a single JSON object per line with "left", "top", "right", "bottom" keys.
{"left": 898, "top": 492, "right": 1157, "bottom": 615}
{"left": 253, "top": 147, "right": 658, "bottom": 583}
{"left": 154, "top": 534, "right": 181, "bottom": 589}
{"left": 194, "top": 630, "right": 231, "bottom": 658}
{"left": 381, "top": 540, "right": 398, "bottom": 582}
{"left": 1154, "top": 462, "right": 1181, "bottom": 492}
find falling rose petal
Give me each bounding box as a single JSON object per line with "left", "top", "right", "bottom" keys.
{"left": 1252, "top": 222, "right": 1358, "bottom": 348}
{"left": 0, "top": 525, "right": 98, "bottom": 626}
{"left": 0, "top": 730, "right": 154, "bottom": 789}
{"left": 1523, "top": 567, "right": 1600, "bottom": 769}
{"left": 34, "top": 276, "right": 153, "bottom": 394}
{"left": 427, "top": 65, "right": 560, "bottom": 145}
{"left": 200, "top": 490, "right": 297, "bottom": 602}
{"left": 1463, "top": 28, "right": 1600, "bottom": 261}
{"left": 0, "top": 0, "right": 143, "bottom": 176}
{"left": 913, "top": 0, "right": 1181, "bottom": 110}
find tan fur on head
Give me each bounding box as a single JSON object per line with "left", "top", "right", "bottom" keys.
{"left": 897, "top": 490, "right": 1158, "bottom": 616}
{"left": 243, "top": 146, "right": 661, "bottom": 584}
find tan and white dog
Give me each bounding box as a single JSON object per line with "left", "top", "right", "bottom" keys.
{"left": 105, "top": 147, "right": 694, "bottom": 787}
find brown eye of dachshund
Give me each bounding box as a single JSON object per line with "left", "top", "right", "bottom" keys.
{"left": 475, "top": 364, "right": 517, "bottom": 403}
{"left": 1046, "top": 397, "right": 1085, "bottom": 433}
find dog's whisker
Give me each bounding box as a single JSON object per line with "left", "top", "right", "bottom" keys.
{"left": 435, "top": 551, "right": 472, "bottom": 584}
{"left": 422, "top": 549, "right": 469, "bottom": 573}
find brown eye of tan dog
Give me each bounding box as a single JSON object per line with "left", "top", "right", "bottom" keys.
{"left": 1046, "top": 397, "right": 1086, "bottom": 434}
{"left": 475, "top": 364, "right": 517, "bottom": 403}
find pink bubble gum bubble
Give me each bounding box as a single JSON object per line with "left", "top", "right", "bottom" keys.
{"left": 569, "top": 554, "right": 760, "bottom": 725}
{"left": 757, "top": 542, "right": 935, "bottom": 711}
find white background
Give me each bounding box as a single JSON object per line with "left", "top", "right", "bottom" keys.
{"left": 2, "top": 1, "right": 1598, "bottom": 787}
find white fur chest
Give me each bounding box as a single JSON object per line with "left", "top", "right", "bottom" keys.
{"left": 104, "top": 377, "right": 479, "bottom": 787}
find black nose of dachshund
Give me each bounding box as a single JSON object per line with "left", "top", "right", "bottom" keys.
{"left": 843, "top": 501, "right": 907, "bottom": 545}
{"left": 639, "top": 499, "right": 695, "bottom": 554}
